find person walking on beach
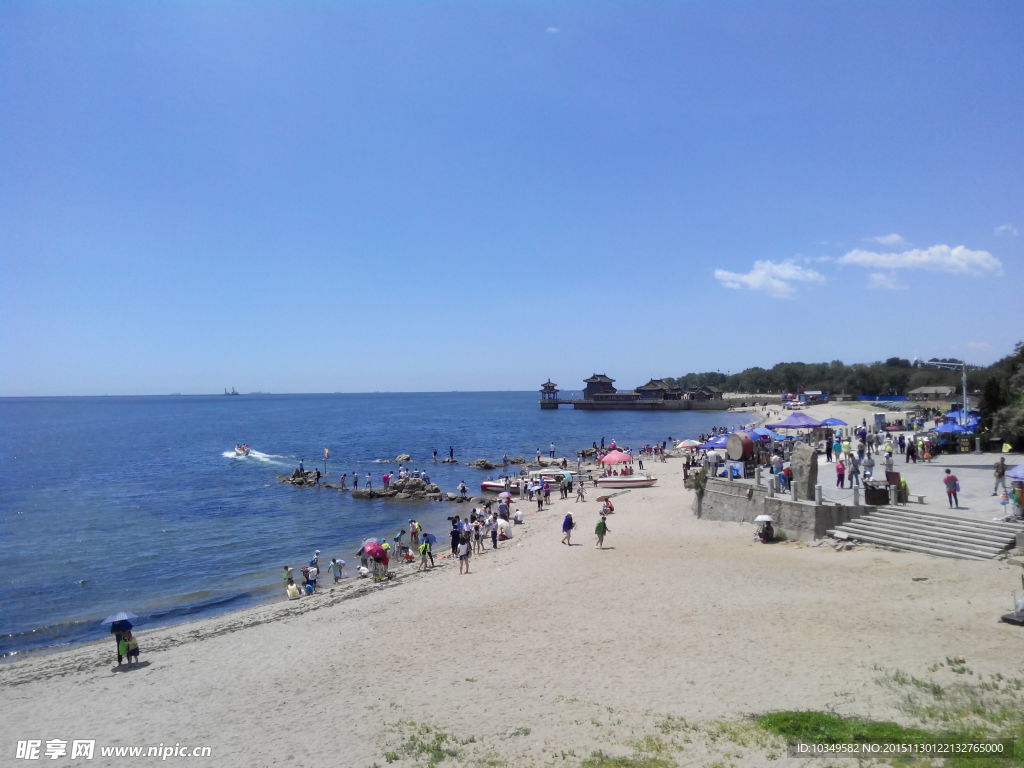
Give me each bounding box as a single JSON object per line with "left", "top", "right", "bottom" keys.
{"left": 835, "top": 459, "right": 846, "bottom": 488}
{"left": 418, "top": 537, "right": 433, "bottom": 570}
{"left": 327, "top": 558, "right": 345, "bottom": 582}
{"left": 576, "top": 482, "right": 586, "bottom": 502}
{"left": 595, "top": 515, "right": 609, "bottom": 549}
{"left": 561, "top": 512, "right": 575, "bottom": 545}
{"left": 848, "top": 456, "right": 861, "bottom": 488}
{"left": 993, "top": 457, "right": 1008, "bottom": 495}
{"left": 825, "top": 439, "right": 833, "bottom": 462}
{"left": 409, "top": 520, "right": 420, "bottom": 549}
{"left": 944, "top": 468, "right": 960, "bottom": 508}
{"left": 458, "top": 533, "right": 471, "bottom": 574}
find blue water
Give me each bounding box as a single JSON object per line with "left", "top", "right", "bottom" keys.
{"left": 0, "top": 392, "right": 751, "bottom": 658}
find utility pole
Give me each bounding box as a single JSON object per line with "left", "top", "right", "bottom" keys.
{"left": 923, "top": 359, "right": 969, "bottom": 428}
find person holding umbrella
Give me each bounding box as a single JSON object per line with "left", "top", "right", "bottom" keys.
{"left": 104, "top": 611, "right": 138, "bottom": 666}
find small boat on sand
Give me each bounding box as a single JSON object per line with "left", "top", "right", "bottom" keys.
{"left": 480, "top": 469, "right": 573, "bottom": 495}
{"left": 594, "top": 474, "right": 657, "bottom": 489}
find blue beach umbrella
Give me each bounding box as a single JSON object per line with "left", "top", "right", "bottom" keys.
{"left": 819, "top": 417, "right": 847, "bottom": 426}
{"left": 698, "top": 434, "right": 729, "bottom": 450}
{"left": 101, "top": 611, "right": 139, "bottom": 625}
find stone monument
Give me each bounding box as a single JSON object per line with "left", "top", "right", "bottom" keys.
{"left": 790, "top": 442, "right": 818, "bottom": 500}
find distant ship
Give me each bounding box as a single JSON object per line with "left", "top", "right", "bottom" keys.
{"left": 224, "top": 387, "right": 240, "bottom": 396}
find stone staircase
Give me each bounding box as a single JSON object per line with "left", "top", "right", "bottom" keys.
{"left": 828, "top": 507, "right": 1023, "bottom": 561}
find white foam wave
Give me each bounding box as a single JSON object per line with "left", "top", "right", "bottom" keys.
{"left": 222, "top": 449, "right": 291, "bottom": 467}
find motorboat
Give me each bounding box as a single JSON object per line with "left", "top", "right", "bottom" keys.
{"left": 234, "top": 444, "right": 251, "bottom": 456}
{"left": 480, "top": 469, "right": 573, "bottom": 495}
{"left": 594, "top": 474, "right": 657, "bottom": 489}
{"left": 480, "top": 477, "right": 523, "bottom": 495}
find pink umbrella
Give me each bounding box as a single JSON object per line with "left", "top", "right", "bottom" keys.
{"left": 363, "top": 541, "right": 385, "bottom": 560}
{"left": 600, "top": 450, "right": 632, "bottom": 464}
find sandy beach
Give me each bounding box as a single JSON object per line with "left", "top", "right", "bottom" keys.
{"left": 3, "top": 401, "right": 1023, "bottom": 767}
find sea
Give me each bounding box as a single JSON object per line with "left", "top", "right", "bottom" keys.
{"left": 0, "top": 392, "right": 752, "bottom": 659}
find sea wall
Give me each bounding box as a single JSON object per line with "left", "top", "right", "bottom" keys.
{"left": 696, "top": 478, "right": 872, "bottom": 540}
{"left": 569, "top": 396, "right": 757, "bottom": 411}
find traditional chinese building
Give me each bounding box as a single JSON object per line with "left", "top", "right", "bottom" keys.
{"left": 583, "top": 374, "right": 616, "bottom": 399}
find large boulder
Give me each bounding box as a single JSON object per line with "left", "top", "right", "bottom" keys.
{"left": 441, "top": 457, "right": 458, "bottom": 464}
{"left": 468, "top": 458, "right": 496, "bottom": 470}
{"left": 508, "top": 456, "right": 527, "bottom": 465}
{"left": 395, "top": 454, "right": 412, "bottom": 462}
{"left": 790, "top": 442, "right": 818, "bottom": 500}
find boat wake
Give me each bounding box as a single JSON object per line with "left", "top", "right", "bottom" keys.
{"left": 222, "top": 450, "right": 291, "bottom": 467}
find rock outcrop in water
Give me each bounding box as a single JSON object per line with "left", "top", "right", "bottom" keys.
{"left": 279, "top": 472, "right": 443, "bottom": 501}
{"left": 395, "top": 454, "right": 411, "bottom": 462}
{"left": 467, "top": 458, "right": 496, "bottom": 470}
{"left": 350, "top": 477, "right": 443, "bottom": 502}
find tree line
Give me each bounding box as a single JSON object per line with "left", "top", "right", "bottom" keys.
{"left": 664, "top": 343, "right": 1024, "bottom": 447}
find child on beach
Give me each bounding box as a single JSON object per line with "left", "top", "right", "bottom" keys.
{"left": 327, "top": 558, "right": 345, "bottom": 582}
{"left": 458, "top": 534, "right": 471, "bottom": 574}
{"left": 595, "top": 515, "right": 609, "bottom": 548}
{"left": 286, "top": 578, "right": 302, "bottom": 599}
{"left": 419, "top": 536, "right": 434, "bottom": 570}
{"left": 118, "top": 631, "right": 139, "bottom": 664}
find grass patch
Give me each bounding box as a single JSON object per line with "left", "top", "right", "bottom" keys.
{"left": 390, "top": 721, "right": 469, "bottom": 767}
{"left": 579, "top": 751, "right": 674, "bottom": 768}
{"left": 755, "top": 710, "right": 1021, "bottom": 768}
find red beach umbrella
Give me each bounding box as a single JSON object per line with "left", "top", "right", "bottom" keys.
{"left": 363, "top": 541, "right": 385, "bottom": 560}
{"left": 600, "top": 450, "right": 632, "bottom": 464}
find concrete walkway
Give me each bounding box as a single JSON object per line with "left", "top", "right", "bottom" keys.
{"left": 818, "top": 449, "right": 1021, "bottom": 524}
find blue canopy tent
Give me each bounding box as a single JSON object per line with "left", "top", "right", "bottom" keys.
{"left": 819, "top": 417, "right": 847, "bottom": 426}
{"left": 766, "top": 412, "right": 822, "bottom": 429}
{"left": 933, "top": 422, "right": 966, "bottom": 434}
{"left": 697, "top": 434, "right": 729, "bottom": 450}
{"left": 945, "top": 409, "right": 979, "bottom": 420}
{"left": 1007, "top": 464, "right": 1024, "bottom": 481}
{"left": 753, "top": 427, "right": 790, "bottom": 440}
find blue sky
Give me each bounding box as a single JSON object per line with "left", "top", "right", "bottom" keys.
{"left": 2, "top": 1, "right": 1021, "bottom": 396}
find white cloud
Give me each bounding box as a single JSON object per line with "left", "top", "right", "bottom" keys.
{"left": 866, "top": 272, "right": 904, "bottom": 291}
{"left": 545, "top": 26, "right": 560, "bottom": 33}
{"left": 868, "top": 233, "right": 906, "bottom": 246}
{"left": 713, "top": 259, "right": 826, "bottom": 299}
{"left": 837, "top": 244, "right": 1003, "bottom": 276}
{"left": 995, "top": 223, "right": 1019, "bottom": 237}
